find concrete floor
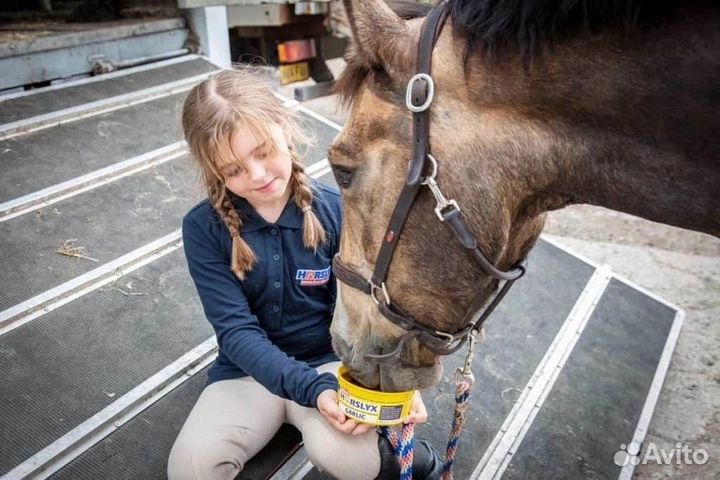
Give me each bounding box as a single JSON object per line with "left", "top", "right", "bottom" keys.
{"left": 280, "top": 58, "right": 720, "bottom": 479}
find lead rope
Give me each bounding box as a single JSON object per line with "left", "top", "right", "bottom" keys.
{"left": 379, "top": 332, "right": 478, "bottom": 480}
{"left": 379, "top": 423, "right": 415, "bottom": 480}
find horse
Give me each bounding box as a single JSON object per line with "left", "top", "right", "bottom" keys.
{"left": 326, "top": 0, "right": 720, "bottom": 393}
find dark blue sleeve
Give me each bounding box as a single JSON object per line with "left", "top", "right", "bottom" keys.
{"left": 182, "top": 213, "right": 338, "bottom": 408}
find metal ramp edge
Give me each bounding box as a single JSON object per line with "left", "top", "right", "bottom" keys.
{"left": 0, "top": 56, "right": 219, "bottom": 125}
{"left": 0, "top": 55, "right": 205, "bottom": 103}
{"left": 472, "top": 265, "right": 614, "bottom": 478}
{"left": 0, "top": 18, "right": 191, "bottom": 92}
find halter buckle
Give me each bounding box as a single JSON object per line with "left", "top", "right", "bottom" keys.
{"left": 405, "top": 73, "right": 435, "bottom": 113}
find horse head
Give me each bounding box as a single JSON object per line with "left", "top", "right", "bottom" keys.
{"left": 329, "top": 0, "right": 546, "bottom": 391}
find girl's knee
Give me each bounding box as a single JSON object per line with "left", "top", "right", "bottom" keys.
{"left": 167, "top": 435, "right": 244, "bottom": 480}
{"left": 302, "top": 421, "right": 380, "bottom": 480}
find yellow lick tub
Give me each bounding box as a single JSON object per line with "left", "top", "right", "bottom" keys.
{"left": 337, "top": 365, "right": 414, "bottom": 426}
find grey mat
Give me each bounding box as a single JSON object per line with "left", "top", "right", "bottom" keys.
{"left": 297, "top": 113, "right": 339, "bottom": 166}
{"left": 0, "top": 92, "right": 188, "bottom": 203}
{"left": 0, "top": 156, "right": 200, "bottom": 310}
{"left": 50, "top": 368, "right": 211, "bottom": 480}
{"left": 0, "top": 249, "right": 212, "bottom": 474}
{"left": 502, "top": 278, "right": 677, "bottom": 480}
{"left": 0, "top": 58, "right": 218, "bottom": 124}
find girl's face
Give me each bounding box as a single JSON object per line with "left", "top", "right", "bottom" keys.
{"left": 222, "top": 123, "right": 293, "bottom": 209}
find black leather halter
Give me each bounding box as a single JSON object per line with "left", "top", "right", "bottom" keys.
{"left": 332, "top": 0, "right": 527, "bottom": 360}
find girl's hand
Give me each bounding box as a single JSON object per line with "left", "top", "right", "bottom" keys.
{"left": 403, "top": 390, "right": 428, "bottom": 425}
{"left": 316, "top": 389, "right": 374, "bottom": 436}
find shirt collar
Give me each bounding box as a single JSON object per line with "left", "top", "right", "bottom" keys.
{"left": 230, "top": 193, "right": 304, "bottom": 233}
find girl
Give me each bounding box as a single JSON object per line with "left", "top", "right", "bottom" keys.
{"left": 167, "top": 68, "right": 441, "bottom": 480}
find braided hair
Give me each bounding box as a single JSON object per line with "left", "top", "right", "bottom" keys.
{"left": 182, "top": 67, "right": 326, "bottom": 280}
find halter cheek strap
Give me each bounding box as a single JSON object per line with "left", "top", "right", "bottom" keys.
{"left": 332, "top": 0, "right": 527, "bottom": 359}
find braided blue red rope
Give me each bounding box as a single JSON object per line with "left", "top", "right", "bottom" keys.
{"left": 378, "top": 379, "right": 472, "bottom": 480}
{"left": 379, "top": 423, "right": 415, "bottom": 480}
{"left": 441, "top": 380, "right": 472, "bottom": 480}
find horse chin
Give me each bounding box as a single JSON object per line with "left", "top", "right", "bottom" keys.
{"left": 333, "top": 335, "right": 443, "bottom": 390}
{"left": 379, "top": 361, "right": 443, "bottom": 392}
{"left": 332, "top": 335, "right": 382, "bottom": 388}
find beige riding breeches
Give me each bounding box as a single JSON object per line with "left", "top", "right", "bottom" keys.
{"left": 167, "top": 361, "right": 380, "bottom": 480}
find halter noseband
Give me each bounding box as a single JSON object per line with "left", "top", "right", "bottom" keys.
{"left": 332, "top": 0, "right": 527, "bottom": 361}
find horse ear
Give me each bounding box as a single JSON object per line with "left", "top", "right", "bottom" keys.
{"left": 342, "top": 0, "right": 411, "bottom": 74}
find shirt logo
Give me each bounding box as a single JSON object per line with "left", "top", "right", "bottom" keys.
{"left": 296, "top": 266, "right": 331, "bottom": 286}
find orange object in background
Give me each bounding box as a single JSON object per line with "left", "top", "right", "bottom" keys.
{"left": 278, "top": 39, "right": 317, "bottom": 63}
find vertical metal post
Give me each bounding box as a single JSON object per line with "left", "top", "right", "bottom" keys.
{"left": 185, "top": 6, "right": 231, "bottom": 68}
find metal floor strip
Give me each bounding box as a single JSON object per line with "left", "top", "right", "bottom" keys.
{"left": 269, "top": 446, "right": 314, "bottom": 480}
{"left": 0, "top": 231, "right": 182, "bottom": 337}
{"left": 472, "top": 265, "right": 613, "bottom": 480}
{"left": 618, "top": 309, "right": 684, "bottom": 480}
{"left": 0, "top": 54, "right": 202, "bottom": 102}
{"left": 0, "top": 72, "right": 213, "bottom": 141}
{"left": 288, "top": 459, "right": 315, "bottom": 480}
{"left": 1, "top": 337, "right": 218, "bottom": 480}
{"left": 0, "top": 142, "right": 186, "bottom": 222}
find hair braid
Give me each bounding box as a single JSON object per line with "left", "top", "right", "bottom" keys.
{"left": 290, "top": 159, "right": 326, "bottom": 249}
{"left": 182, "top": 67, "right": 320, "bottom": 278}
{"left": 215, "top": 191, "right": 257, "bottom": 280}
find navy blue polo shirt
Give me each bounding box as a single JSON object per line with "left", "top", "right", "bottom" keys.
{"left": 182, "top": 180, "right": 341, "bottom": 408}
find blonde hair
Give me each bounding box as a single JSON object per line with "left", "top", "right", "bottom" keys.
{"left": 182, "top": 67, "right": 326, "bottom": 280}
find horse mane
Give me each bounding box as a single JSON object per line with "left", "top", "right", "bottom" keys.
{"left": 450, "top": 0, "right": 688, "bottom": 64}
{"left": 336, "top": 0, "right": 703, "bottom": 106}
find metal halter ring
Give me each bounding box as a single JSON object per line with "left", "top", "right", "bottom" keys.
{"left": 405, "top": 73, "right": 435, "bottom": 113}
{"left": 422, "top": 153, "right": 439, "bottom": 181}
{"left": 433, "top": 330, "right": 456, "bottom": 344}
{"left": 370, "top": 281, "right": 391, "bottom": 306}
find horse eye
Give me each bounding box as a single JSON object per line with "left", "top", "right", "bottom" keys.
{"left": 331, "top": 165, "right": 355, "bottom": 189}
